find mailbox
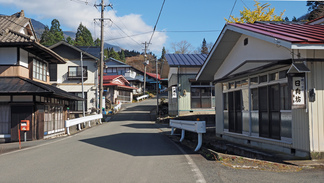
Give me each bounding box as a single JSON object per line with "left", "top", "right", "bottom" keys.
{"left": 20, "top": 120, "right": 30, "bottom": 131}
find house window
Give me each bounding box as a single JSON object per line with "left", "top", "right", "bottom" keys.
{"left": 191, "top": 86, "right": 215, "bottom": 108}
{"left": 69, "top": 92, "right": 87, "bottom": 111}
{"left": 33, "top": 59, "right": 47, "bottom": 81}
{"left": 223, "top": 68, "right": 291, "bottom": 139}
{"left": 68, "top": 66, "right": 87, "bottom": 80}
{"left": 106, "top": 67, "right": 117, "bottom": 73}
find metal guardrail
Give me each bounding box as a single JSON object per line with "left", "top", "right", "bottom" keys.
{"left": 136, "top": 94, "right": 149, "bottom": 102}
{"left": 113, "top": 103, "right": 122, "bottom": 113}
{"left": 65, "top": 114, "right": 103, "bottom": 135}
{"left": 169, "top": 119, "right": 206, "bottom": 151}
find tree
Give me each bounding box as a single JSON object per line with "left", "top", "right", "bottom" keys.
{"left": 201, "top": 38, "right": 208, "bottom": 54}
{"left": 171, "top": 40, "right": 194, "bottom": 54}
{"left": 307, "top": 1, "right": 324, "bottom": 21}
{"left": 292, "top": 16, "right": 298, "bottom": 22}
{"left": 225, "top": 0, "right": 285, "bottom": 23}
{"left": 119, "top": 50, "right": 126, "bottom": 62}
{"left": 105, "top": 48, "right": 120, "bottom": 60}
{"left": 160, "top": 47, "right": 166, "bottom": 61}
{"left": 94, "top": 38, "right": 101, "bottom": 47}
{"left": 40, "top": 19, "right": 64, "bottom": 46}
{"left": 66, "top": 36, "right": 74, "bottom": 45}
{"left": 40, "top": 25, "right": 55, "bottom": 46}
{"left": 75, "top": 23, "right": 94, "bottom": 46}
{"left": 49, "top": 19, "right": 64, "bottom": 43}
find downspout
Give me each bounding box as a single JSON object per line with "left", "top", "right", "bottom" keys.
{"left": 177, "top": 65, "right": 180, "bottom": 117}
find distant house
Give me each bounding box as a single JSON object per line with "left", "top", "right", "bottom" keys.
{"left": 49, "top": 41, "right": 99, "bottom": 116}
{"left": 0, "top": 11, "right": 82, "bottom": 142}
{"left": 102, "top": 75, "right": 137, "bottom": 105}
{"left": 165, "top": 54, "right": 214, "bottom": 116}
{"left": 104, "top": 58, "right": 144, "bottom": 94}
{"left": 196, "top": 22, "right": 324, "bottom": 159}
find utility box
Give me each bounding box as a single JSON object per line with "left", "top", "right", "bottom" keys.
{"left": 20, "top": 120, "right": 30, "bottom": 131}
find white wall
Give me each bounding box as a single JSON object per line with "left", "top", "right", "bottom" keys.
{"left": 0, "top": 48, "right": 17, "bottom": 65}
{"left": 55, "top": 59, "right": 97, "bottom": 112}
{"left": 214, "top": 35, "right": 292, "bottom": 80}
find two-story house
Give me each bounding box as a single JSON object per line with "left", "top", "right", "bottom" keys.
{"left": 0, "top": 11, "right": 82, "bottom": 142}
{"left": 49, "top": 41, "right": 99, "bottom": 117}
{"left": 104, "top": 58, "right": 143, "bottom": 94}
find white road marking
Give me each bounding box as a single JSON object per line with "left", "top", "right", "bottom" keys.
{"left": 171, "top": 140, "right": 206, "bottom": 183}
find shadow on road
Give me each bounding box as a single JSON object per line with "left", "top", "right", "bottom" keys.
{"left": 80, "top": 133, "right": 189, "bottom": 156}
{"left": 121, "top": 123, "right": 158, "bottom": 129}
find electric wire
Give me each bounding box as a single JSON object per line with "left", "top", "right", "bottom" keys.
{"left": 227, "top": 0, "right": 238, "bottom": 22}
{"left": 148, "top": 0, "right": 166, "bottom": 46}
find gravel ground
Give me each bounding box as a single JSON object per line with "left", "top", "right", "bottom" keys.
{"left": 167, "top": 134, "right": 318, "bottom": 173}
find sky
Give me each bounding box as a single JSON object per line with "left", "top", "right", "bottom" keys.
{"left": 0, "top": 0, "right": 311, "bottom": 56}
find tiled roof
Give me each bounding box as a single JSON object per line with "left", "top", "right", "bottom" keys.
{"left": 0, "top": 11, "right": 35, "bottom": 43}
{"left": 165, "top": 54, "right": 207, "bottom": 67}
{"left": 0, "top": 11, "right": 65, "bottom": 63}
{"left": 0, "top": 77, "right": 83, "bottom": 100}
{"left": 229, "top": 22, "right": 324, "bottom": 44}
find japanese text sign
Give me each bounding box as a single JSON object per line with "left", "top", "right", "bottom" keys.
{"left": 292, "top": 77, "right": 305, "bottom": 108}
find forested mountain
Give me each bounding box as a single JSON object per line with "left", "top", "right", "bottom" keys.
{"left": 30, "top": 19, "right": 122, "bottom": 51}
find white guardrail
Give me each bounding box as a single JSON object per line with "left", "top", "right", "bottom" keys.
{"left": 65, "top": 114, "right": 103, "bottom": 135}
{"left": 113, "top": 103, "right": 122, "bottom": 113}
{"left": 169, "top": 119, "right": 206, "bottom": 151}
{"left": 136, "top": 94, "right": 149, "bottom": 102}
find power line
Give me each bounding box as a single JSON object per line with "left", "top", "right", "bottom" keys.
{"left": 148, "top": 0, "right": 166, "bottom": 45}
{"left": 110, "top": 20, "right": 142, "bottom": 47}
{"left": 227, "top": 0, "right": 238, "bottom": 22}
{"left": 157, "top": 30, "right": 221, "bottom": 33}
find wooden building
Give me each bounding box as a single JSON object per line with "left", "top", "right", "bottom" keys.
{"left": 0, "top": 11, "right": 82, "bottom": 142}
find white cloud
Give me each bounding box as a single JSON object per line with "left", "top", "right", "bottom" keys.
{"left": 0, "top": 0, "right": 167, "bottom": 53}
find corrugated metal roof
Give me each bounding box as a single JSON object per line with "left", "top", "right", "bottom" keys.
{"left": 77, "top": 46, "right": 100, "bottom": 59}
{"left": 229, "top": 23, "right": 324, "bottom": 44}
{"left": 0, "top": 77, "right": 83, "bottom": 100}
{"left": 165, "top": 54, "right": 207, "bottom": 67}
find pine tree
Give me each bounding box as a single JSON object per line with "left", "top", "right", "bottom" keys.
{"left": 307, "top": 1, "right": 324, "bottom": 21}
{"left": 119, "top": 50, "right": 126, "bottom": 62}
{"left": 108, "top": 48, "right": 120, "bottom": 60}
{"left": 40, "top": 25, "right": 55, "bottom": 46}
{"left": 50, "top": 19, "right": 64, "bottom": 43}
{"left": 66, "top": 36, "right": 74, "bottom": 45}
{"left": 160, "top": 47, "right": 166, "bottom": 60}
{"left": 201, "top": 38, "right": 208, "bottom": 54}
{"left": 94, "top": 38, "right": 101, "bottom": 47}
{"left": 75, "top": 23, "right": 94, "bottom": 46}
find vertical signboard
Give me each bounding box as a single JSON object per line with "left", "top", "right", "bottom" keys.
{"left": 292, "top": 77, "right": 305, "bottom": 108}
{"left": 172, "top": 86, "right": 177, "bottom": 99}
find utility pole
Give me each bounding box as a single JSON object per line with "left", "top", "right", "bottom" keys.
{"left": 142, "top": 41, "right": 150, "bottom": 94}
{"left": 155, "top": 58, "right": 159, "bottom": 120}
{"left": 95, "top": 0, "right": 112, "bottom": 114}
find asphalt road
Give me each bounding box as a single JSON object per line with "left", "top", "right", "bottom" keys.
{"left": 0, "top": 98, "right": 323, "bottom": 183}
{"left": 0, "top": 99, "right": 205, "bottom": 183}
